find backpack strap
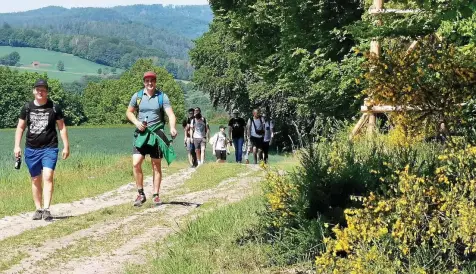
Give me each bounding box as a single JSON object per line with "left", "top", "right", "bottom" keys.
{"left": 136, "top": 89, "right": 144, "bottom": 108}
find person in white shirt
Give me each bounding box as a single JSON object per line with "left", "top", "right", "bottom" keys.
{"left": 211, "top": 125, "right": 231, "bottom": 163}
{"left": 246, "top": 109, "right": 265, "bottom": 164}
{"left": 262, "top": 114, "right": 274, "bottom": 164}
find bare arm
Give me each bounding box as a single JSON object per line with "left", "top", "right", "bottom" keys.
{"left": 165, "top": 107, "right": 177, "bottom": 137}
{"left": 184, "top": 124, "right": 189, "bottom": 143}
{"left": 14, "top": 119, "right": 26, "bottom": 158}
{"left": 126, "top": 106, "right": 145, "bottom": 132}
{"left": 246, "top": 119, "right": 251, "bottom": 139}
{"left": 56, "top": 119, "right": 70, "bottom": 159}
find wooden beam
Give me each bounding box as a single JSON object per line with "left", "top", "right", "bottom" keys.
{"left": 350, "top": 113, "right": 369, "bottom": 140}
{"left": 369, "top": 8, "right": 420, "bottom": 14}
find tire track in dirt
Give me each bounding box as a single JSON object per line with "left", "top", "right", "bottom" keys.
{"left": 0, "top": 168, "right": 197, "bottom": 242}
{"left": 3, "top": 166, "right": 262, "bottom": 274}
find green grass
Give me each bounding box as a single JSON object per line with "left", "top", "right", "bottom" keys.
{"left": 0, "top": 126, "right": 188, "bottom": 217}
{"left": 127, "top": 194, "right": 269, "bottom": 274}
{"left": 0, "top": 125, "right": 288, "bottom": 217}
{"left": 0, "top": 46, "right": 122, "bottom": 82}
{"left": 180, "top": 163, "right": 250, "bottom": 192}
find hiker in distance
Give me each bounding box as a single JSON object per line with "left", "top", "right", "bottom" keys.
{"left": 247, "top": 109, "right": 265, "bottom": 164}
{"left": 261, "top": 113, "right": 274, "bottom": 164}
{"left": 228, "top": 110, "right": 246, "bottom": 163}
{"left": 182, "top": 108, "right": 198, "bottom": 167}
{"left": 190, "top": 107, "right": 210, "bottom": 165}
{"left": 210, "top": 125, "right": 231, "bottom": 163}
{"left": 126, "top": 71, "right": 177, "bottom": 207}
{"left": 14, "top": 79, "right": 70, "bottom": 221}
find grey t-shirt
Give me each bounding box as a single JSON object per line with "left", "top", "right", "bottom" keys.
{"left": 191, "top": 118, "right": 207, "bottom": 139}
{"left": 264, "top": 120, "right": 274, "bottom": 142}
{"left": 214, "top": 132, "right": 227, "bottom": 151}
{"left": 128, "top": 90, "right": 171, "bottom": 127}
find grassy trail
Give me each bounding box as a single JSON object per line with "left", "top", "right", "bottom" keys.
{"left": 0, "top": 163, "right": 266, "bottom": 273}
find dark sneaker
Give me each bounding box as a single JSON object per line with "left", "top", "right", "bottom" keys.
{"left": 133, "top": 194, "right": 146, "bottom": 207}
{"left": 153, "top": 195, "right": 162, "bottom": 206}
{"left": 42, "top": 210, "right": 53, "bottom": 221}
{"left": 32, "top": 210, "right": 43, "bottom": 220}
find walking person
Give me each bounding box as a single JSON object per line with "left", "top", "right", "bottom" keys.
{"left": 182, "top": 108, "right": 197, "bottom": 167}
{"left": 228, "top": 110, "right": 246, "bottom": 163}
{"left": 247, "top": 109, "right": 265, "bottom": 164}
{"left": 211, "top": 125, "right": 231, "bottom": 163}
{"left": 14, "top": 79, "right": 70, "bottom": 221}
{"left": 126, "top": 71, "right": 177, "bottom": 207}
{"left": 190, "top": 111, "right": 208, "bottom": 165}
{"left": 262, "top": 113, "right": 274, "bottom": 164}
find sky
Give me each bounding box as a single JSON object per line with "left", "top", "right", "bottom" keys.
{"left": 0, "top": 0, "right": 209, "bottom": 13}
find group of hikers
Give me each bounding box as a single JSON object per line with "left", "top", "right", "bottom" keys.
{"left": 13, "top": 72, "right": 274, "bottom": 220}
{"left": 182, "top": 108, "right": 274, "bottom": 167}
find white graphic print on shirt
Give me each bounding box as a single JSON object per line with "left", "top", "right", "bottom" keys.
{"left": 29, "top": 109, "right": 50, "bottom": 134}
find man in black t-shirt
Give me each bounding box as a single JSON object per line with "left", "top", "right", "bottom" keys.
{"left": 182, "top": 108, "right": 197, "bottom": 167}
{"left": 228, "top": 110, "right": 246, "bottom": 163}
{"left": 14, "top": 79, "right": 70, "bottom": 221}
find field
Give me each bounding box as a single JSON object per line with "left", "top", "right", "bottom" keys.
{"left": 0, "top": 125, "right": 289, "bottom": 217}
{"left": 0, "top": 46, "right": 121, "bottom": 82}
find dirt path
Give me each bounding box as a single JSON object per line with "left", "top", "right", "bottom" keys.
{"left": 0, "top": 167, "right": 197, "bottom": 242}
{"left": 2, "top": 166, "right": 262, "bottom": 274}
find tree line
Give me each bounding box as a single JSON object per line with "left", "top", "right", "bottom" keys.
{"left": 0, "top": 59, "right": 185, "bottom": 128}
{"left": 190, "top": 0, "right": 475, "bottom": 146}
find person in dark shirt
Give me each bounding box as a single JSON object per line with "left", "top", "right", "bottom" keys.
{"left": 228, "top": 110, "right": 247, "bottom": 163}
{"left": 182, "top": 108, "right": 197, "bottom": 167}
{"left": 14, "top": 79, "right": 70, "bottom": 221}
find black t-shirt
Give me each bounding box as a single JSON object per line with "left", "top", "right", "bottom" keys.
{"left": 19, "top": 100, "right": 64, "bottom": 149}
{"left": 228, "top": 117, "right": 246, "bottom": 139}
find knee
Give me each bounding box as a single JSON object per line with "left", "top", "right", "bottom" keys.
{"left": 133, "top": 162, "right": 142, "bottom": 171}
{"left": 31, "top": 176, "right": 42, "bottom": 185}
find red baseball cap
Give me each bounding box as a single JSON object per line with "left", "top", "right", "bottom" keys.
{"left": 143, "top": 71, "right": 157, "bottom": 80}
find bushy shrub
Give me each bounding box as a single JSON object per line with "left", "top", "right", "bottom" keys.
{"left": 259, "top": 130, "right": 443, "bottom": 266}
{"left": 316, "top": 143, "right": 476, "bottom": 273}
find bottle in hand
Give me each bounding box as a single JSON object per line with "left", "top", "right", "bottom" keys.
{"left": 14, "top": 157, "right": 21, "bottom": 170}
{"left": 142, "top": 116, "right": 148, "bottom": 127}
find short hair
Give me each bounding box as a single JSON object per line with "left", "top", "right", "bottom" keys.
{"left": 188, "top": 108, "right": 194, "bottom": 113}
{"left": 194, "top": 107, "right": 201, "bottom": 111}
{"left": 219, "top": 125, "right": 226, "bottom": 129}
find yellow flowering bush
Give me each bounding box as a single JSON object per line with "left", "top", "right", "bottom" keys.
{"left": 316, "top": 145, "right": 476, "bottom": 273}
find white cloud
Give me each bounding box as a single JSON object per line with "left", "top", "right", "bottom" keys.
{"left": 0, "top": 0, "right": 209, "bottom": 13}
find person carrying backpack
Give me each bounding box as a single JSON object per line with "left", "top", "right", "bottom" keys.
{"left": 190, "top": 109, "right": 209, "bottom": 165}
{"left": 13, "top": 79, "right": 70, "bottom": 221}
{"left": 262, "top": 113, "right": 274, "bottom": 164}
{"left": 246, "top": 109, "right": 265, "bottom": 164}
{"left": 228, "top": 110, "right": 246, "bottom": 163}
{"left": 182, "top": 108, "right": 197, "bottom": 167}
{"left": 126, "top": 71, "right": 177, "bottom": 207}
{"left": 211, "top": 125, "right": 231, "bottom": 163}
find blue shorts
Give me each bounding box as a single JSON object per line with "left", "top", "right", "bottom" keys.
{"left": 24, "top": 148, "right": 59, "bottom": 177}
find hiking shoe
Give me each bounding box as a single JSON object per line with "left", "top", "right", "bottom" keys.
{"left": 133, "top": 194, "right": 146, "bottom": 207}
{"left": 42, "top": 210, "right": 53, "bottom": 221}
{"left": 153, "top": 195, "right": 162, "bottom": 206}
{"left": 32, "top": 210, "right": 43, "bottom": 220}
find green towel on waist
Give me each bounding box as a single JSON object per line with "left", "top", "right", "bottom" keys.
{"left": 134, "top": 123, "right": 176, "bottom": 165}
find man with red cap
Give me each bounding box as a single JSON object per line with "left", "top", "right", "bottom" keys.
{"left": 126, "top": 71, "right": 178, "bottom": 207}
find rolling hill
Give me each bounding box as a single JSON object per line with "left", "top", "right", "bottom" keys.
{"left": 0, "top": 46, "right": 121, "bottom": 82}
{"left": 0, "top": 5, "right": 213, "bottom": 80}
